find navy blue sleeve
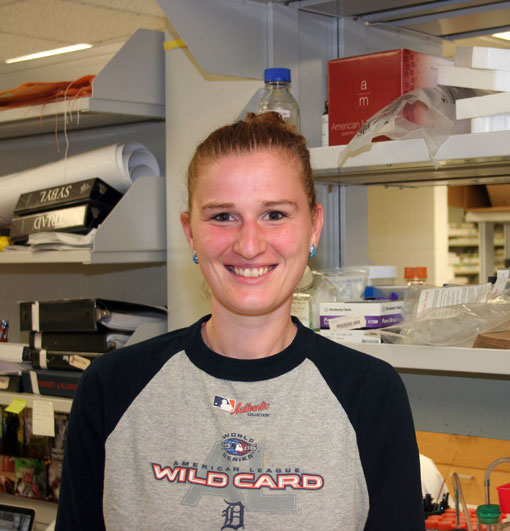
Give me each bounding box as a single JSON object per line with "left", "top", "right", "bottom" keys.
{"left": 55, "top": 328, "right": 187, "bottom": 530}
{"left": 309, "top": 333, "right": 425, "bottom": 531}
{"left": 56, "top": 366, "right": 107, "bottom": 531}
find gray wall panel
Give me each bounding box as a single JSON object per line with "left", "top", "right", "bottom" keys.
{"left": 400, "top": 370, "right": 510, "bottom": 440}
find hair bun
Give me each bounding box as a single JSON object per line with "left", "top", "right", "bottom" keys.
{"left": 244, "top": 111, "right": 297, "bottom": 132}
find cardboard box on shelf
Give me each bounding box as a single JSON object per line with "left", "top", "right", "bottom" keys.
{"left": 486, "top": 184, "right": 510, "bottom": 207}
{"left": 320, "top": 301, "right": 404, "bottom": 330}
{"left": 448, "top": 185, "right": 491, "bottom": 210}
{"left": 328, "top": 48, "right": 448, "bottom": 146}
{"left": 473, "top": 330, "right": 510, "bottom": 348}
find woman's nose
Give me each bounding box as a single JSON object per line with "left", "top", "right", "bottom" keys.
{"left": 232, "top": 220, "right": 267, "bottom": 259}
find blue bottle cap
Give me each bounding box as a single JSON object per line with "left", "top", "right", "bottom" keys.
{"left": 264, "top": 68, "right": 291, "bottom": 83}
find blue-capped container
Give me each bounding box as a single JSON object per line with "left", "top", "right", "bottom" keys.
{"left": 257, "top": 67, "right": 300, "bottom": 132}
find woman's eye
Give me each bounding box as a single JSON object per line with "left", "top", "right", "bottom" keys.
{"left": 212, "top": 212, "right": 234, "bottom": 222}
{"left": 265, "top": 211, "right": 286, "bottom": 221}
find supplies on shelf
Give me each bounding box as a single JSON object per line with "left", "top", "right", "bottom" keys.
{"left": 0, "top": 404, "right": 68, "bottom": 502}
{"left": 442, "top": 46, "right": 510, "bottom": 134}
{"left": 338, "top": 85, "right": 477, "bottom": 169}
{"left": 12, "top": 298, "right": 166, "bottom": 397}
{"left": 0, "top": 143, "right": 161, "bottom": 230}
{"left": 291, "top": 264, "right": 406, "bottom": 343}
{"left": 378, "top": 277, "right": 510, "bottom": 347}
{"left": 9, "top": 177, "right": 124, "bottom": 244}
{"left": 328, "top": 48, "right": 451, "bottom": 146}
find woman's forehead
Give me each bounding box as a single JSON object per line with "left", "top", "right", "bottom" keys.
{"left": 194, "top": 151, "right": 306, "bottom": 199}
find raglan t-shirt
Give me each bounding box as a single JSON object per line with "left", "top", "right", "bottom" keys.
{"left": 56, "top": 316, "right": 425, "bottom": 531}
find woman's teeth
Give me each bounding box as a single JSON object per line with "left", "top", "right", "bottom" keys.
{"left": 233, "top": 266, "right": 270, "bottom": 278}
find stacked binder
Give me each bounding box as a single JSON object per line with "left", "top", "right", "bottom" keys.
{"left": 19, "top": 298, "right": 167, "bottom": 397}
{"left": 9, "top": 177, "right": 123, "bottom": 243}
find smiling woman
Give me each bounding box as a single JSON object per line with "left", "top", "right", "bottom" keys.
{"left": 56, "top": 113, "right": 425, "bottom": 531}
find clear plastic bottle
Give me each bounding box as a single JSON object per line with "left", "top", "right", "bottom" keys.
{"left": 292, "top": 266, "right": 337, "bottom": 330}
{"left": 403, "top": 266, "right": 428, "bottom": 321}
{"left": 257, "top": 67, "right": 300, "bottom": 132}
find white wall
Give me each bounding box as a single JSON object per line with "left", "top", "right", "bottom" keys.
{"left": 368, "top": 185, "right": 449, "bottom": 286}
{"left": 164, "top": 38, "right": 263, "bottom": 330}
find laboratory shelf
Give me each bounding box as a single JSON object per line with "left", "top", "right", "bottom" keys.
{"left": 346, "top": 342, "right": 510, "bottom": 376}
{"left": 448, "top": 238, "right": 504, "bottom": 247}
{"left": 0, "top": 28, "right": 165, "bottom": 140}
{"left": 0, "top": 391, "right": 72, "bottom": 413}
{"left": 0, "top": 96, "right": 163, "bottom": 140}
{"left": 310, "top": 130, "right": 510, "bottom": 187}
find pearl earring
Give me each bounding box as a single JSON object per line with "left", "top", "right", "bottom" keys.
{"left": 309, "top": 244, "right": 317, "bottom": 258}
{"left": 192, "top": 250, "right": 199, "bottom": 264}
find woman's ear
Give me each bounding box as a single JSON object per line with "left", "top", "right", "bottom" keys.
{"left": 180, "top": 211, "right": 194, "bottom": 251}
{"left": 311, "top": 203, "right": 324, "bottom": 248}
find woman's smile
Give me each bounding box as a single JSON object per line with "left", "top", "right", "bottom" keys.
{"left": 227, "top": 265, "right": 277, "bottom": 278}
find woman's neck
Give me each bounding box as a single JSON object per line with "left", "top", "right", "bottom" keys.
{"left": 201, "top": 306, "right": 297, "bottom": 360}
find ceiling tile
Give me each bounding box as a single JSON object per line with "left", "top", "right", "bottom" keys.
{"left": 0, "top": 0, "right": 166, "bottom": 62}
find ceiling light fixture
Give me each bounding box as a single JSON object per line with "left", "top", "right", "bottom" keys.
{"left": 5, "top": 43, "right": 93, "bottom": 64}
{"left": 492, "top": 31, "right": 510, "bottom": 41}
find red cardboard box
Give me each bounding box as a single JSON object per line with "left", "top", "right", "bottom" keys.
{"left": 328, "top": 49, "right": 447, "bottom": 145}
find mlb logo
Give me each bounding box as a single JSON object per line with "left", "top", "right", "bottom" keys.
{"left": 213, "top": 395, "right": 236, "bottom": 412}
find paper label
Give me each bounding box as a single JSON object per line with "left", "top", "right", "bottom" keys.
{"left": 416, "top": 283, "right": 492, "bottom": 315}
{"left": 329, "top": 315, "right": 367, "bottom": 330}
{"left": 5, "top": 398, "right": 26, "bottom": 414}
{"left": 31, "top": 301, "right": 40, "bottom": 332}
{"left": 272, "top": 108, "right": 291, "bottom": 118}
{"left": 40, "top": 349, "right": 47, "bottom": 369}
{"left": 32, "top": 399, "right": 55, "bottom": 437}
{"left": 320, "top": 329, "right": 381, "bottom": 344}
{"left": 0, "top": 376, "right": 9, "bottom": 390}
{"left": 68, "top": 354, "right": 91, "bottom": 371}
{"left": 491, "top": 269, "right": 510, "bottom": 297}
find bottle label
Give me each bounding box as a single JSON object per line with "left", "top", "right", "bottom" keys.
{"left": 270, "top": 108, "right": 291, "bottom": 119}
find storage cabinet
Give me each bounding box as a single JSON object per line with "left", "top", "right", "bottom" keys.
{"left": 0, "top": 29, "right": 168, "bottom": 341}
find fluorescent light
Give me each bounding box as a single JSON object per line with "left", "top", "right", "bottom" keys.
{"left": 5, "top": 43, "right": 92, "bottom": 64}
{"left": 492, "top": 31, "right": 510, "bottom": 41}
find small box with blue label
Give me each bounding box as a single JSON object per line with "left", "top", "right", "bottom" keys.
{"left": 320, "top": 301, "right": 404, "bottom": 330}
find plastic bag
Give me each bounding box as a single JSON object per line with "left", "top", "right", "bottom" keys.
{"left": 319, "top": 267, "right": 369, "bottom": 302}
{"left": 338, "top": 86, "right": 485, "bottom": 169}
{"left": 379, "top": 300, "right": 510, "bottom": 347}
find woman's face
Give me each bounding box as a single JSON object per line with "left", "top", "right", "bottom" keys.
{"left": 181, "top": 149, "right": 323, "bottom": 319}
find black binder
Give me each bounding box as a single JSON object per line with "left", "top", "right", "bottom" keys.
{"left": 10, "top": 202, "right": 113, "bottom": 242}
{"left": 26, "top": 348, "right": 102, "bottom": 371}
{"left": 29, "top": 330, "right": 125, "bottom": 352}
{"left": 19, "top": 298, "right": 167, "bottom": 332}
{"left": 14, "top": 177, "right": 123, "bottom": 216}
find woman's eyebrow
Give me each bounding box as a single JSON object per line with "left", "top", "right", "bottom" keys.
{"left": 201, "top": 202, "right": 235, "bottom": 212}
{"left": 262, "top": 200, "right": 298, "bottom": 209}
